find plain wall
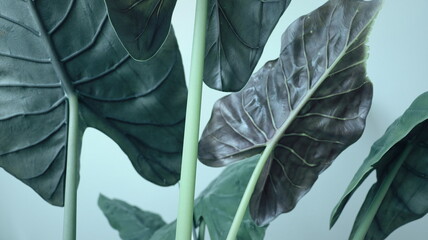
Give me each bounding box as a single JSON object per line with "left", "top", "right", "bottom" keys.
{"left": 1, "top": 0, "right": 428, "bottom": 239}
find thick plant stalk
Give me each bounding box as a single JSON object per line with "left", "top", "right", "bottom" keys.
{"left": 351, "top": 144, "right": 414, "bottom": 240}
{"left": 175, "top": 0, "right": 208, "bottom": 239}
{"left": 63, "top": 94, "right": 79, "bottom": 240}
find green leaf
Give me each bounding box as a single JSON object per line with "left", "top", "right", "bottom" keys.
{"left": 98, "top": 194, "right": 167, "bottom": 240}
{"left": 199, "top": 0, "right": 381, "bottom": 225}
{"left": 331, "top": 92, "right": 428, "bottom": 239}
{"left": 204, "top": 0, "right": 291, "bottom": 91}
{"left": 194, "top": 155, "right": 267, "bottom": 240}
{"left": 0, "top": 0, "right": 186, "bottom": 206}
{"left": 99, "top": 195, "right": 176, "bottom": 240}
{"left": 103, "top": 0, "right": 177, "bottom": 60}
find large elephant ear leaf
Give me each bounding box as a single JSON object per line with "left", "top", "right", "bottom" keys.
{"left": 331, "top": 92, "right": 428, "bottom": 240}
{"left": 0, "top": 0, "right": 186, "bottom": 206}
{"left": 204, "top": 0, "right": 291, "bottom": 91}
{"left": 194, "top": 155, "right": 267, "bottom": 240}
{"left": 199, "top": 0, "right": 382, "bottom": 225}
{"left": 103, "top": 0, "right": 177, "bottom": 60}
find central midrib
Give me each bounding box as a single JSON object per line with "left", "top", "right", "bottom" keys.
{"left": 28, "top": 1, "right": 76, "bottom": 98}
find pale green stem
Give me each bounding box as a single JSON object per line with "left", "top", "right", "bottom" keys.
{"left": 226, "top": 143, "right": 276, "bottom": 240}
{"left": 175, "top": 0, "right": 208, "bottom": 239}
{"left": 198, "top": 220, "right": 206, "bottom": 240}
{"left": 351, "top": 143, "right": 414, "bottom": 240}
{"left": 63, "top": 94, "right": 79, "bottom": 240}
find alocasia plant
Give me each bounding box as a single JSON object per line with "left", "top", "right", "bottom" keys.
{"left": 0, "top": 1, "right": 186, "bottom": 238}
{"left": 331, "top": 92, "right": 428, "bottom": 240}
{"left": 199, "top": 0, "right": 382, "bottom": 228}
{"left": 6, "top": 0, "right": 427, "bottom": 239}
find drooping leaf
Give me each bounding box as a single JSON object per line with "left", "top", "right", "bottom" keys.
{"left": 98, "top": 194, "right": 167, "bottom": 240}
{"left": 103, "top": 0, "right": 177, "bottom": 60}
{"left": 331, "top": 92, "right": 428, "bottom": 239}
{"left": 199, "top": 0, "right": 381, "bottom": 225}
{"left": 0, "top": 0, "right": 186, "bottom": 206}
{"left": 194, "top": 155, "right": 267, "bottom": 240}
{"left": 204, "top": 0, "right": 291, "bottom": 91}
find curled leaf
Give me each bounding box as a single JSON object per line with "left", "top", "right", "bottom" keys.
{"left": 204, "top": 0, "right": 291, "bottom": 91}
{"left": 199, "top": 0, "right": 381, "bottom": 225}
{"left": 0, "top": 0, "right": 186, "bottom": 205}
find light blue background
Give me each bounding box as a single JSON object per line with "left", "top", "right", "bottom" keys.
{"left": 1, "top": 0, "right": 428, "bottom": 239}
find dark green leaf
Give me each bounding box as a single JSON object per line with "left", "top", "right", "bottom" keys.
{"left": 194, "top": 155, "right": 267, "bottom": 240}
{"left": 0, "top": 0, "right": 186, "bottom": 206}
{"left": 99, "top": 195, "right": 176, "bottom": 240}
{"left": 331, "top": 92, "right": 428, "bottom": 239}
{"left": 199, "top": 0, "right": 381, "bottom": 225}
{"left": 204, "top": 0, "right": 291, "bottom": 91}
{"left": 103, "top": 0, "right": 177, "bottom": 60}
{"left": 98, "top": 194, "right": 167, "bottom": 240}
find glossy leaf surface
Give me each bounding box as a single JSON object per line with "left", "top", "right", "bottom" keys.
{"left": 194, "top": 155, "right": 267, "bottom": 240}
{"left": 331, "top": 92, "right": 428, "bottom": 239}
{"left": 199, "top": 0, "right": 381, "bottom": 225}
{"left": 104, "top": 0, "right": 177, "bottom": 60}
{"left": 98, "top": 194, "right": 167, "bottom": 240}
{"left": 204, "top": 0, "right": 291, "bottom": 91}
{"left": 0, "top": 0, "right": 186, "bottom": 206}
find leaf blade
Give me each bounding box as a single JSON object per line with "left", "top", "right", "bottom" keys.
{"left": 332, "top": 92, "right": 428, "bottom": 239}
{"left": 204, "top": 0, "right": 291, "bottom": 91}
{"left": 0, "top": 0, "right": 186, "bottom": 205}
{"left": 103, "top": 0, "right": 177, "bottom": 60}
{"left": 199, "top": 0, "right": 381, "bottom": 225}
{"left": 98, "top": 194, "right": 167, "bottom": 240}
{"left": 331, "top": 92, "right": 428, "bottom": 227}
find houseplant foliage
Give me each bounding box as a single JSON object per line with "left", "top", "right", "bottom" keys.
{"left": 98, "top": 194, "right": 176, "bottom": 240}
{"left": 2, "top": 0, "right": 406, "bottom": 239}
{"left": 0, "top": 0, "right": 186, "bottom": 205}
{"left": 99, "top": 155, "right": 266, "bottom": 240}
{"left": 199, "top": 0, "right": 382, "bottom": 227}
{"left": 103, "top": 0, "right": 178, "bottom": 60}
{"left": 331, "top": 92, "right": 428, "bottom": 240}
{"left": 103, "top": 0, "right": 292, "bottom": 92}
{"left": 202, "top": 0, "right": 292, "bottom": 91}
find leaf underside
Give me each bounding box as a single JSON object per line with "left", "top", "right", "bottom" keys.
{"left": 0, "top": 0, "right": 186, "bottom": 206}
{"left": 194, "top": 155, "right": 267, "bottom": 240}
{"left": 204, "top": 0, "right": 291, "bottom": 91}
{"left": 199, "top": 0, "right": 381, "bottom": 226}
{"left": 331, "top": 92, "right": 428, "bottom": 239}
{"left": 104, "top": 0, "right": 177, "bottom": 60}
